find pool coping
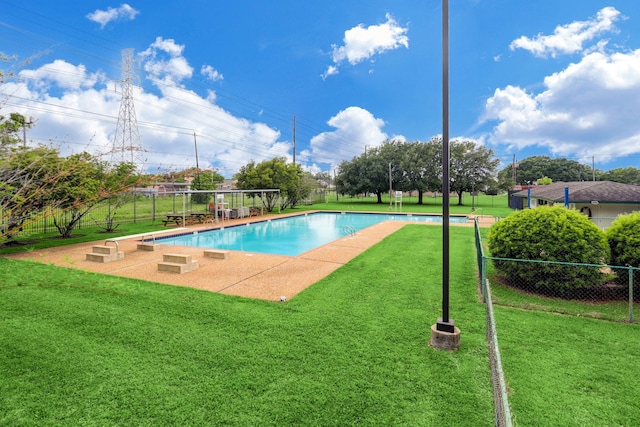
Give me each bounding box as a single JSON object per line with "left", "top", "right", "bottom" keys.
{"left": 4, "top": 211, "right": 493, "bottom": 301}
{"left": 150, "top": 211, "right": 469, "bottom": 257}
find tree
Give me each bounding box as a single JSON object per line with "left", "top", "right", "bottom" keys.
{"left": 449, "top": 140, "right": 499, "bottom": 206}
{"left": 372, "top": 140, "right": 407, "bottom": 203}
{"left": 0, "top": 147, "right": 140, "bottom": 240}
{"left": 0, "top": 146, "right": 59, "bottom": 240}
{"left": 311, "top": 171, "right": 332, "bottom": 189}
{"left": 334, "top": 138, "right": 500, "bottom": 205}
{"left": 500, "top": 155, "right": 593, "bottom": 185}
{"left": 607, "top": 211, "right": 640, "bottom": 292}
{"left": 49, "top": 153, "right": 140, "bottom": 238}
{"left": 190, "top": 169, "right": 224, "bottom": 204}
{"left": 496, "top": 167, "right": 515, "bottom": 192}
{"left": 93, "top": 162, "right": 142, "bottom": 232}
{"left": 234, "top": 157, "right": 306, "bottom": 212}
{"left": 335, "top": 140, "right": 407, "bottom": 204}
{"left": 281, "top": 169, "right": 313, "bottom": 210}
{"left": 1, "top": 113, "right": 32, "bottom": 152}
{"left": 599, "top": 167, "right": 640, "bottom": 185}
{"left": 334, "top": 157, "right": 364, "bottom": 199}
{"left": 537, "top": 176, "right": 553, "bottom": 185}
{"left": 402, "top": 139, "right": 441, "bottom": 204}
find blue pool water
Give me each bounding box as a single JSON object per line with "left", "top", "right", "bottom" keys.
{"left": 156, "top": 212, "right": 467, "bottom": 256}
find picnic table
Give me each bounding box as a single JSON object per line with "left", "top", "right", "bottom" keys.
{"left": 162, "top": 213, "right": 214, "bottom": 226}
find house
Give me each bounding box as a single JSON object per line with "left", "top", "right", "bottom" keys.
{"left": 512, "top": 181, "right": 640, "bottom": 229}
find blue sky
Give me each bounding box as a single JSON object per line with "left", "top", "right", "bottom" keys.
{"left": 2, "top": 0, "right": 640, "bottom": 177}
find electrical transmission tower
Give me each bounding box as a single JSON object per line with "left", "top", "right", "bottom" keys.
{"left": 111, "top": 48, "right": 144, "bottom": 167}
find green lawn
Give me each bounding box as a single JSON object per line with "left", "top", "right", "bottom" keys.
{"left": 496, "top": 308, "right": 640, "bottom": 426}
{"left": 477, "top": 230, "right": 640, "bottom": 426}
{"left": 0, "top": 226, "right": 494, "bottom": 426}
{"left": 2, "top": 202, "right": 639, "bottom": 425}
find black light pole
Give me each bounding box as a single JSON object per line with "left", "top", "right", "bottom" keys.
{"left": 436, "top": 0, "right": 455, "bottom": 334}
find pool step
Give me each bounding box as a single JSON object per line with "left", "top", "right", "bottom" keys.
{"left": 137, "top": 242, "right": 159, "bottom": 251}
{"left": 203, "top": 249, "right": 230, "bottom": 260}
{"left": 86, "top": 245, "right": 124, "bottom": 263}
{"left": 157, "top": 253, "right": 199, "bottom": 273}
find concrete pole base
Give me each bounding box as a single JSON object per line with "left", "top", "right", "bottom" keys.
{"left": 429, "top": 323, "right": 461, "bottom": 350}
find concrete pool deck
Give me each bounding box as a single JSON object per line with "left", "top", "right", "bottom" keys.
{"left": 4, "top": 213, "right": 495, "bottom": 301}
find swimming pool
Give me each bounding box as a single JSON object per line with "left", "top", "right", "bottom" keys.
{"left": 156, "top": 212, "right": 467, "bottom": 256}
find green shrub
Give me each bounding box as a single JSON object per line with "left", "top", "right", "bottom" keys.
{"left": 488, "top": 206, "right": 610, "bottom": 296}
{"left": 607, "top": 211, "right": 640, "bottom": 290}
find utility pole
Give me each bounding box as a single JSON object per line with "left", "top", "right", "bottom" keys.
{"left": 193, "top": 132, "right": 200, "bottom": 188}
{"left": 292, "top": 115, "right": 296, "bottom": 165}
{"left": 21, "top": 116, "right": 35, "bottom": 147}
{"left": 389, "top": 162, "right": 392, "bottom": 210}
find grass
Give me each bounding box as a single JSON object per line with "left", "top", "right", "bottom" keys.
{"left": 476, "top": 227, "right": 640, "bottom": 425}
{"left": 0, "top": 220, "right": 169, "bottom": 255}
{"left": 0, "top": 226, "right": 494, "bottom": 426}
{"left": 3, "top": 198, "right": 640, "bottom": 425}
{"left": 496, "top": 307, "right": 640, "bottom": 426}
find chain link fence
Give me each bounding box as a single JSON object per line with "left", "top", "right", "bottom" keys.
{"left": 474, "top": 219, "right": 513, "bottom": 427}
{"left": 486, "top": 258, "right": 635, "bottom": 320}
{"left": 474, "top": 215, "right": 638, "bottom": 425}
{"left": 475, "top": 219, "right": 637, "bottom": 323}
{"left": 2, "top": 189, "right": 330, "bottom": 240}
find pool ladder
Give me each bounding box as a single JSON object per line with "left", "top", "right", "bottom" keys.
{"left": 343, "top": 225, "right": 356, "bottom": 238}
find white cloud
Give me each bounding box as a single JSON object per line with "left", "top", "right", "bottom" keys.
{"left": 482, "top": 49, "right": 640, "bottom": 159}
{"left": 201, "top": 65, "right": 223, "bottom": 82}
{"left": 2, "top": 38, "right": 293, "bottom": 176}
{"left": 323, "top": 13, "right": 408, "bottom": 78}
{"left": 140, "top": 37, "right": 193, "bottom": 88}
{"left": 510, "top": 7, "right": 622, "bottom": 58}
{"left": 301, "top": 106, "right": 389, "bottom": 169}
{"left": 141, "top": 37, "right": 185, "bottom": 58}
{"left": 321, "top": 65, "right": 339, "bottom": 80}
{"left": 19, "top": 59, "right": 105, "bottom": 91}
{"left": 86, "top": 4, "right": 139, "bottom": 29}
{"left": 3, "top": 36, "right": 400, "bottom": 177}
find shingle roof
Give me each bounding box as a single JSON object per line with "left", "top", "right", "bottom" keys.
{"left": 513, "top": 181, "right": 640, "bottom": 204}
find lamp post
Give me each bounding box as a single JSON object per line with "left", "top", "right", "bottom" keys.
{"left": 430, "top": 0, "right": 461, "bottom": 350}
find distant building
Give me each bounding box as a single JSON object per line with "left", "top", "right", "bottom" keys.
{"left": 512, "top": 181, "right": 640, "bottom": 229}
{"left": 138, "top": 182, "right": 192, "bottom": 196}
